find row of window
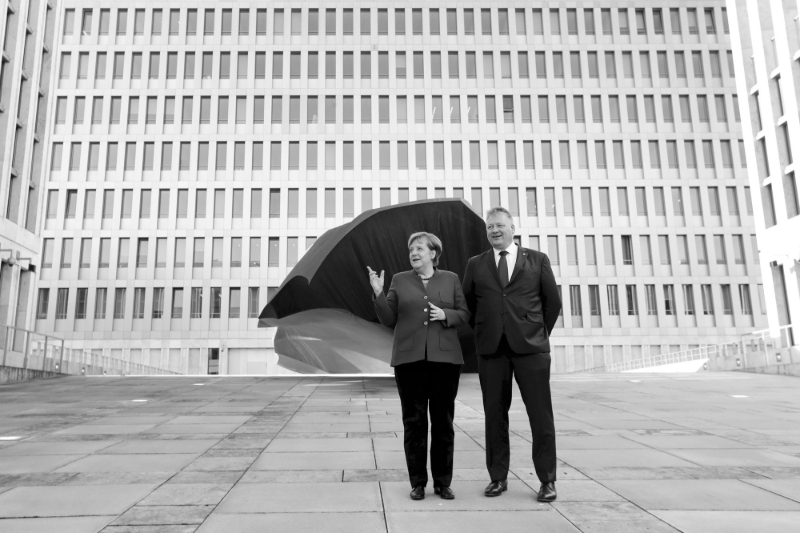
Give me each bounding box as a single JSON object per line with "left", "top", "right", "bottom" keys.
{"left": 564, "top": 283, "right": 759, "bottom": 319}
{"left": 40, "top": 231, "right": 758, "bottom": 274}
{"left": 44, "top": 185, "right": 755, "bottom": 223}
{"left": 54, "top": 93, "right": 742, "bottom": 128}
{"left": 59, "top": 48, "right": 737, "bottom": 83}
{"left": 64, "top": 6, "right": 729, "bottom": 40}
{"left": 50, "top": 138, "right": 749, "bottom": 173}
{"left": 36, "top": 281, "right": 759, "bottom": 325}
{"left": 37, "top": 286, "right": 262, "bottom": 320}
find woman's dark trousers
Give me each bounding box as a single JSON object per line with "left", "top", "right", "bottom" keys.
{"left": 394, "top": 360, "right": 461, "bottom": 488}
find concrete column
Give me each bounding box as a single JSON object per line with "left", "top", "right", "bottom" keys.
{"left": 12, "top": 270, "right": 32, "bottom": 351}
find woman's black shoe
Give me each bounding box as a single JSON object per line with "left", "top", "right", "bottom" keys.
{"left": 434, "top": 486, "right": 455, "bottom": 499}
{"left": 410, "top": 486, "right": 425, "bottom": 500}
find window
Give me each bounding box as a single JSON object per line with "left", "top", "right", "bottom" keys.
{"left": 659, "top": 235, "right": 671, "bottom": 265}
{"left": 291, "top": 9, "right": 301, "bottom": 35}
{"left": 701, "top": 285, "right": 714, "bottom": 315}
{"left": 444, "top": 8, "right": 458, "bottom": 35}
{"left": 644, "top": 285, "right": 657, "bottom": 315}
{"left": 626, "top": 285, "right": 638, "bottom": 315}
{"left": 684, "top": 140, "right": 697, "bottom": 169}
{"left": 708, "top": 187, "right": 721, "bottom": 216}
{"left": 117, "top": 238, "right": 130, "bottom": 268}
{"left": 308, "top": 9, "right": 318, "bottom": 34}
{"left": 618, "top": 8, "right": 630, "bottom": 35}
{"left": 248, "top": 287, "right": 260, "bottom": 318}
{"left": 250, "top": 237, "right": 261, "bottom": 266}
{"left": 553, "top": 52, "right": 564, "bottom": 78}
{"left": 739, "top": 285, "right": 752, "bottom": 315}
{"left": 56, "top": 289, "right": 69, "bottom": 320}
{"left": 635, "top": 9, "right": 646, "bottom": 35}
{"left": 189, "top": 287, "right": 203, "bottom": 319}
{"left": 639, "top": 235, "right": 652, "bottom": 262}
{"left": 238, "top": 9, "right": 249, "bottom": 35}
{"left": 694, "top": 235, "right": 708, "bottom": 265}
{"left": 483, "top": 52, "right": 495, "bottom": 79}
{"left": 663, "top": 285, "right": 676, "bottom": 316}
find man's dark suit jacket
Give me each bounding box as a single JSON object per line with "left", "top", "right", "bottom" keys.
{"left": 374, "top": 269, "right": 470, "bottom": 367}
{"left": 462, "top": 247, "right": 561, "bottom": 356}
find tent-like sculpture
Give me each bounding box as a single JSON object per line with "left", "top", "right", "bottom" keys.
{"left": 259, "top": 198, "right": 491, "bottom": 374}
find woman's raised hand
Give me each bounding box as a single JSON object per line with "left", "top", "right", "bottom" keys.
{"left": 367, "top": 266, "right": 385, "bottom": 295}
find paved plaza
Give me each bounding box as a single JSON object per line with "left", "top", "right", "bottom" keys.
{"left": 1, "top": 372, "right": 800, "bottom": 532}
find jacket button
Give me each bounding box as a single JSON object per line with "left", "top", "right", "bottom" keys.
{"left": 423, "top": 308, "right": 427, "bottom": 312}
{"left": 424, "top": 321, "right": 428, "bottom": 325}
{"left": 424, "top": 296, "right": 428, "bottom": 299}
{"left": 503, "top": 294, "right": 507, "bottom": 297}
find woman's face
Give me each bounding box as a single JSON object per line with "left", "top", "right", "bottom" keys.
{"left": 408, "top": 239, "right": 435, "bottom": 270}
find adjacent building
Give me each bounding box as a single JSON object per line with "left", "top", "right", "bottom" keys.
{"left": 25, "top": 1, "right": 767, "bottom": 374}
{"left": 0, "top": 0, "right": 54, "bottom": 349}
{"left": 728, "top": 0, "right": 800, "bottom": 349}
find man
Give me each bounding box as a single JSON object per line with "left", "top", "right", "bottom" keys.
{"left": 462, "top": 207, "right": 562, "bottom": 502}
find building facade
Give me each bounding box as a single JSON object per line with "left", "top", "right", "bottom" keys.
{"left": 0, "top": 0, "right": 54, "bottom": 346}
{"left": 31, "top": 1, "right": 767, "bottom": 374}
{"left": 728, "top": 0, "right": 800, "bottom": 348}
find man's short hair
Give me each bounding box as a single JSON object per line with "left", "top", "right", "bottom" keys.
{"left": 407, "top": 232, "right": 443, "bottom": 267}
{"left": 486, "top": 206, "right": 514, "bottom": 225}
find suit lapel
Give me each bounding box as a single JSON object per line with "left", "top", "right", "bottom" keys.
{"left": 508, "top": 247, "right": 527, "bottom": 286}
{"left": 484, "top": 251, "right": 502, "bottom": 288}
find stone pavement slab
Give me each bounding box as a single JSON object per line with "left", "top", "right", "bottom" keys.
{"left": 195, "top": 512, "right": 386, "bottom": 533}
{"left": 385, "top": 510, "right": 580, "bottom": 532}
{"left": 558, "top": 449, "right": 699, "bottom": 468}
{"left": 0, "top": 484, "right": 160, "bottom": 517}
{"left": 264, "top": 437, "right": 373, "bottom": 452}
{"left": 666, "top": 448, "right": 800, "bottom": 467}
{"left": 251, "top": 451, "right": 375, "bottom": 470}
{"left": 742, "top": 478, "right": 800, "bottom": 502}
{"left": 97, "top": 440, "right": 219, "bottom": 455}
{"left": 652, "top": 510, "right": 800, "bottom": 533}
{"left": 0, "top": 516, "right": 115, "bottom": 532}
{"left": 109, "top": 505, "right": 213, "bottom": 526}
{"left": 215, "top": 482, "right": 383, "bottom": 513}
{"left": 602, "top": 479, "right": 800, "bottom": 510}
{"left": 0, "top": 455, "right": 86, "bottom": 474}
{"left": 138, "top": 484, "right": 233, "bottom": 506}
{"left": 55, "top": 454, "right": 198, "bottom": 473}
{"left": 0, "top": 441, "right": 119, "bottom": 456}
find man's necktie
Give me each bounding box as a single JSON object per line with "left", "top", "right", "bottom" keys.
{"left": 498, "top": 250, "right": 509, "bottom": 287}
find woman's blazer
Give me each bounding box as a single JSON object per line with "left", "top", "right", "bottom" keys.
{"left": 374, "top": 269, "right": 470, "bottom": 367}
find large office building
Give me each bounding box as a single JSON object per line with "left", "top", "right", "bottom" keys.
{"left": 0, "top": 0, "right": 53, "bottom": 346}
{"left": 728, "top": 0, "right": 800, "bottom": 349}
{"left": 19, "top": 1, "right": 767, "bottom": 374}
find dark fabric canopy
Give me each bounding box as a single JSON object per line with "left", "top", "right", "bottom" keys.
{"left": 259, "top": 198, "right": 492, "bottom": 372}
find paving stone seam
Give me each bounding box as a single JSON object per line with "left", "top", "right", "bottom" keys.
{"left": 739, "top": 478, "right": 800, "bottom": 505}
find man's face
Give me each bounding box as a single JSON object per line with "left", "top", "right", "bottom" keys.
{"left": 486, "top": 213, "right": 514, "bottom": 250}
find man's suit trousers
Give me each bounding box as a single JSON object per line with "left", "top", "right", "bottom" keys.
{"left": 478, "top": 335, "right": 557, "bottom": 484}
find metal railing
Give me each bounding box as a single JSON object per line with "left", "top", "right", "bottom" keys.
{"left": 604, "top": 344, "right": 720, "bottom": 373}
{"left": 1, "top": 324, "right": 180, "bottom": 377}
{"left": 570, "top": 324, "right": 797, "bottom": 374}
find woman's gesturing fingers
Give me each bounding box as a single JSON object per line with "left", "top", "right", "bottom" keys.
{"left": 428, "top": 303, "right": 446, "bottom": 321}
{"left": 367, "top": 266, "right": 384, "bottom": 294}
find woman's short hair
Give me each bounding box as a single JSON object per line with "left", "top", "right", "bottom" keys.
{"left": 407, "top": 232, "right": 443, "bottom": 267}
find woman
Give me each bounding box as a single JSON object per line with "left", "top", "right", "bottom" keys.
{"left": 367, "top": 232, "right": 470, "bottom": 501}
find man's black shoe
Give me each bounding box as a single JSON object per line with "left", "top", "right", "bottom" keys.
{"left": 484, "top": 480, "right": 508, "bottom": 497}
{"left": 410, "top": 486, "right": 425, "bottom": 500}
{"left": 537, "top": 482, "right": 557, "bottom": 502}
{"left": 434, "top": 486, "right": 455, "bottom": 499}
